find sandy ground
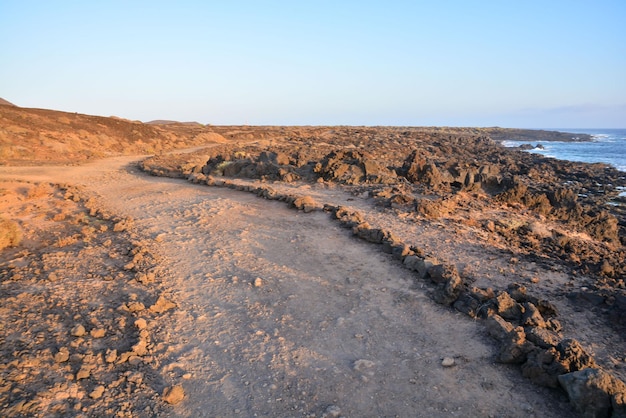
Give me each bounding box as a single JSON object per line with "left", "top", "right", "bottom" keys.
{"left": 0, "top": 155, "right": 578, "bottom": 417}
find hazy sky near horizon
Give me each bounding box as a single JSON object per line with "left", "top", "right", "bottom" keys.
{"left": 1, "top": 1, "right": 625, "bottom": 127}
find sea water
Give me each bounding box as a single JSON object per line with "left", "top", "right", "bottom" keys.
{"left": 502, "top": 129, "right": 626, "bottom": 195}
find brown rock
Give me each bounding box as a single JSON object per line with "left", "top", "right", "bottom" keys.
{"left": 71, "top": 324, "right": 86, "bottom": 337}
{"left": 54, "top": 347, "right": 70, "bottom": 363}
{"left": 486, "top": 314, "right": 515, "bottom": 341}
{"left": 292, "top": 195, "right": 320, "bottom": 213}
{"left": 469, "top": 286, "right": 496, "bottom": 303}
{"left": 429, "top": 264, "right": 464, "bottom": 305}
{"left": 521, "top": 302, "right": 546, "bottom": 328}
{"left": 132, "top": 339, "right": 148, "bottom": 356}
{"left": 89, "top": 385, "right": 105, "bottom": 399}
{"left": 557, "top": 339, "right": 597, "bottom": 373}
{"left": 525, "top": 327, "right": 560, "bottom": 349}
{"left": 76, "top": 366, "right": 91, "bottom": 380}
{"left": 162, "top": 385, "right": 185, "bottom": 405}
{"left": 149, "top": 295, "right": 176, "bottom": 313}
{"left": 90, "top": 328, "right": 106, "bottom": 338}
{"left": 105, "top": 349, "right": 117, "bottom": 363}
{"left": 126, "top": 301, "right": 146, "bottom": 312}
{"left": 495, "top": 291, "right": 524, "bottom": 321}
{"left": 486, "top": 315, "right": 533, "bottom": 363}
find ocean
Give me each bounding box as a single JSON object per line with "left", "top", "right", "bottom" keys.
{"left": 502, "top": 128, "right": 626, "bottom": 173}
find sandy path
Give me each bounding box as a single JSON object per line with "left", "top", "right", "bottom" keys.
{"left": 0, "top": 157, "right": 572, "bottom": 417}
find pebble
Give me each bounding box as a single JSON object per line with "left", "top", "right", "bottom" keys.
{"left": 54, "top": 347, "right": 70, "bottom": 363}
{"left": 71, "top": 324, "right": 86, "bottom": 337}
{"left": 253, "top": 277, "right": 263, "bottom": 287}
{"left": 89, "top": 385, "right": 105, "bottom": 399}
{"left": 76, "top": 366, "right": 91, "bottom": 380}
{"left": 442, "top": 357, "right": 455, "bottom": 367}
{"left": 105, "top": 349, "right": 117, "bottom": 363}
{"left": 126, "top": 301, "right": 146, "bottom": 312}
{"left": 90, "top": 328, "right": 106, "bottom": 338}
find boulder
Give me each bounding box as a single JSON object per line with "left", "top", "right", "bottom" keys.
{"left": 495, "top": 291, "right": 524, "bottom": 321}
{"left": 486, "top": 315, "right": 534, "bottom": 363}
{"left": 521, "top": 339, "right": 597, "bottom": 388}
{"left": 521, "top": 302, "right": 546, "bottom": 328}
{"left": 292, "top": 196, "right": 320, "bottom": 213}
{"left": 558, "top": 368, "right": 626, "bottom": 418}
{"left": 525, "top": 327, "right": 561, "bottom": 349}
{"left": 453, "top": 292, "right": 480, "bottom": 318}
{"left": 429, "top": 264, "right": 464, "bottom": 306}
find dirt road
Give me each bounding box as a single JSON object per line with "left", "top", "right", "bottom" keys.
{"left": 0, "top": 156, "right": 573, "bottom": 417}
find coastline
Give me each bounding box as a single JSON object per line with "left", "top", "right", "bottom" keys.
{"left": 502, "top": 128, "right": 626, "bottom": 173}
{"left": 1, "top": 104, "right": 625, "bottom": 416}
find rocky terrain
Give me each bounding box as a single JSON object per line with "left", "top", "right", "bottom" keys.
{"left": 1, "top": 101, "right": 625, "bottom": 417}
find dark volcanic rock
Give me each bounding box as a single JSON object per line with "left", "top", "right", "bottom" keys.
{"left": 558, "top": 368, "right": 626, "bottom": 418}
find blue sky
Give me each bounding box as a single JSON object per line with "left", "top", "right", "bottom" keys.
{"left": 1, "top": 1, "right": 625, "bottom": 127}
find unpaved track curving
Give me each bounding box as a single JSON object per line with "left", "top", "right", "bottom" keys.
{"left": 0, "top": 156, "right": 573, "bottom": 417}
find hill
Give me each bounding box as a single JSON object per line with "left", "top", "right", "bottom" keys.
{"left": 0, "top": 105, "right": 227, "bottom": 165}
{"left": 0, "top": 98, "right": 16, "bottom": 107}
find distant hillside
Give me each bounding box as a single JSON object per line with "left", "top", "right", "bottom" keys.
{"left": 0, "top": 105, "right": 227, "bottom": 165}
{"left": 0, "top": 98, "right": 16, "bottom": 106}
{"left": 146, "top": 120, "right": 205, "bottom": 127}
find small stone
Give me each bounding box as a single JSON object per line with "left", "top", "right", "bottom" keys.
{"left": 442, "top": 357, "right": 455, "bottom": 367}
{"left": 149, "top": 295, "right": 176, "bottom": 313}
{"left": 253, "top": 277, "right": 263, "bottom": 287}
{"left": 76, "top": 366, "right": 90, "bottom": 380}
{"left": 162, "top": 385, "right": 185, "bottom": 405}
{"left": 126, "top": 301, "right": 146, "bottom": 312}
{"left": 54, "top": 347, "right": 70, "bottom": 363}
{"left": 132, "top": 339, "right": 148, "bottom": 356}
{"left": 134, "top": 318, "right": 148, "bottom": 330}
{"left": 127, "top": 372, "right": 144, "bottom": 384}
{"left": 105, "top": 349, "right": 117, "bottom": 363}
{"left": 117, "top": 351, "right": 133, "bottom": 364}
{"left": 71, "top": 324, "right": 86, "bottom": 337}
{"left": 89, "top": 385, "right": 105, "bottom": 399}
{"left": 90, "top": 328, "right": 106, "bottom": 338}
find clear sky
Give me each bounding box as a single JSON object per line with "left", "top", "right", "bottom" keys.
{"left": 1, "top": 1, "right": 625, "bottom": 127}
